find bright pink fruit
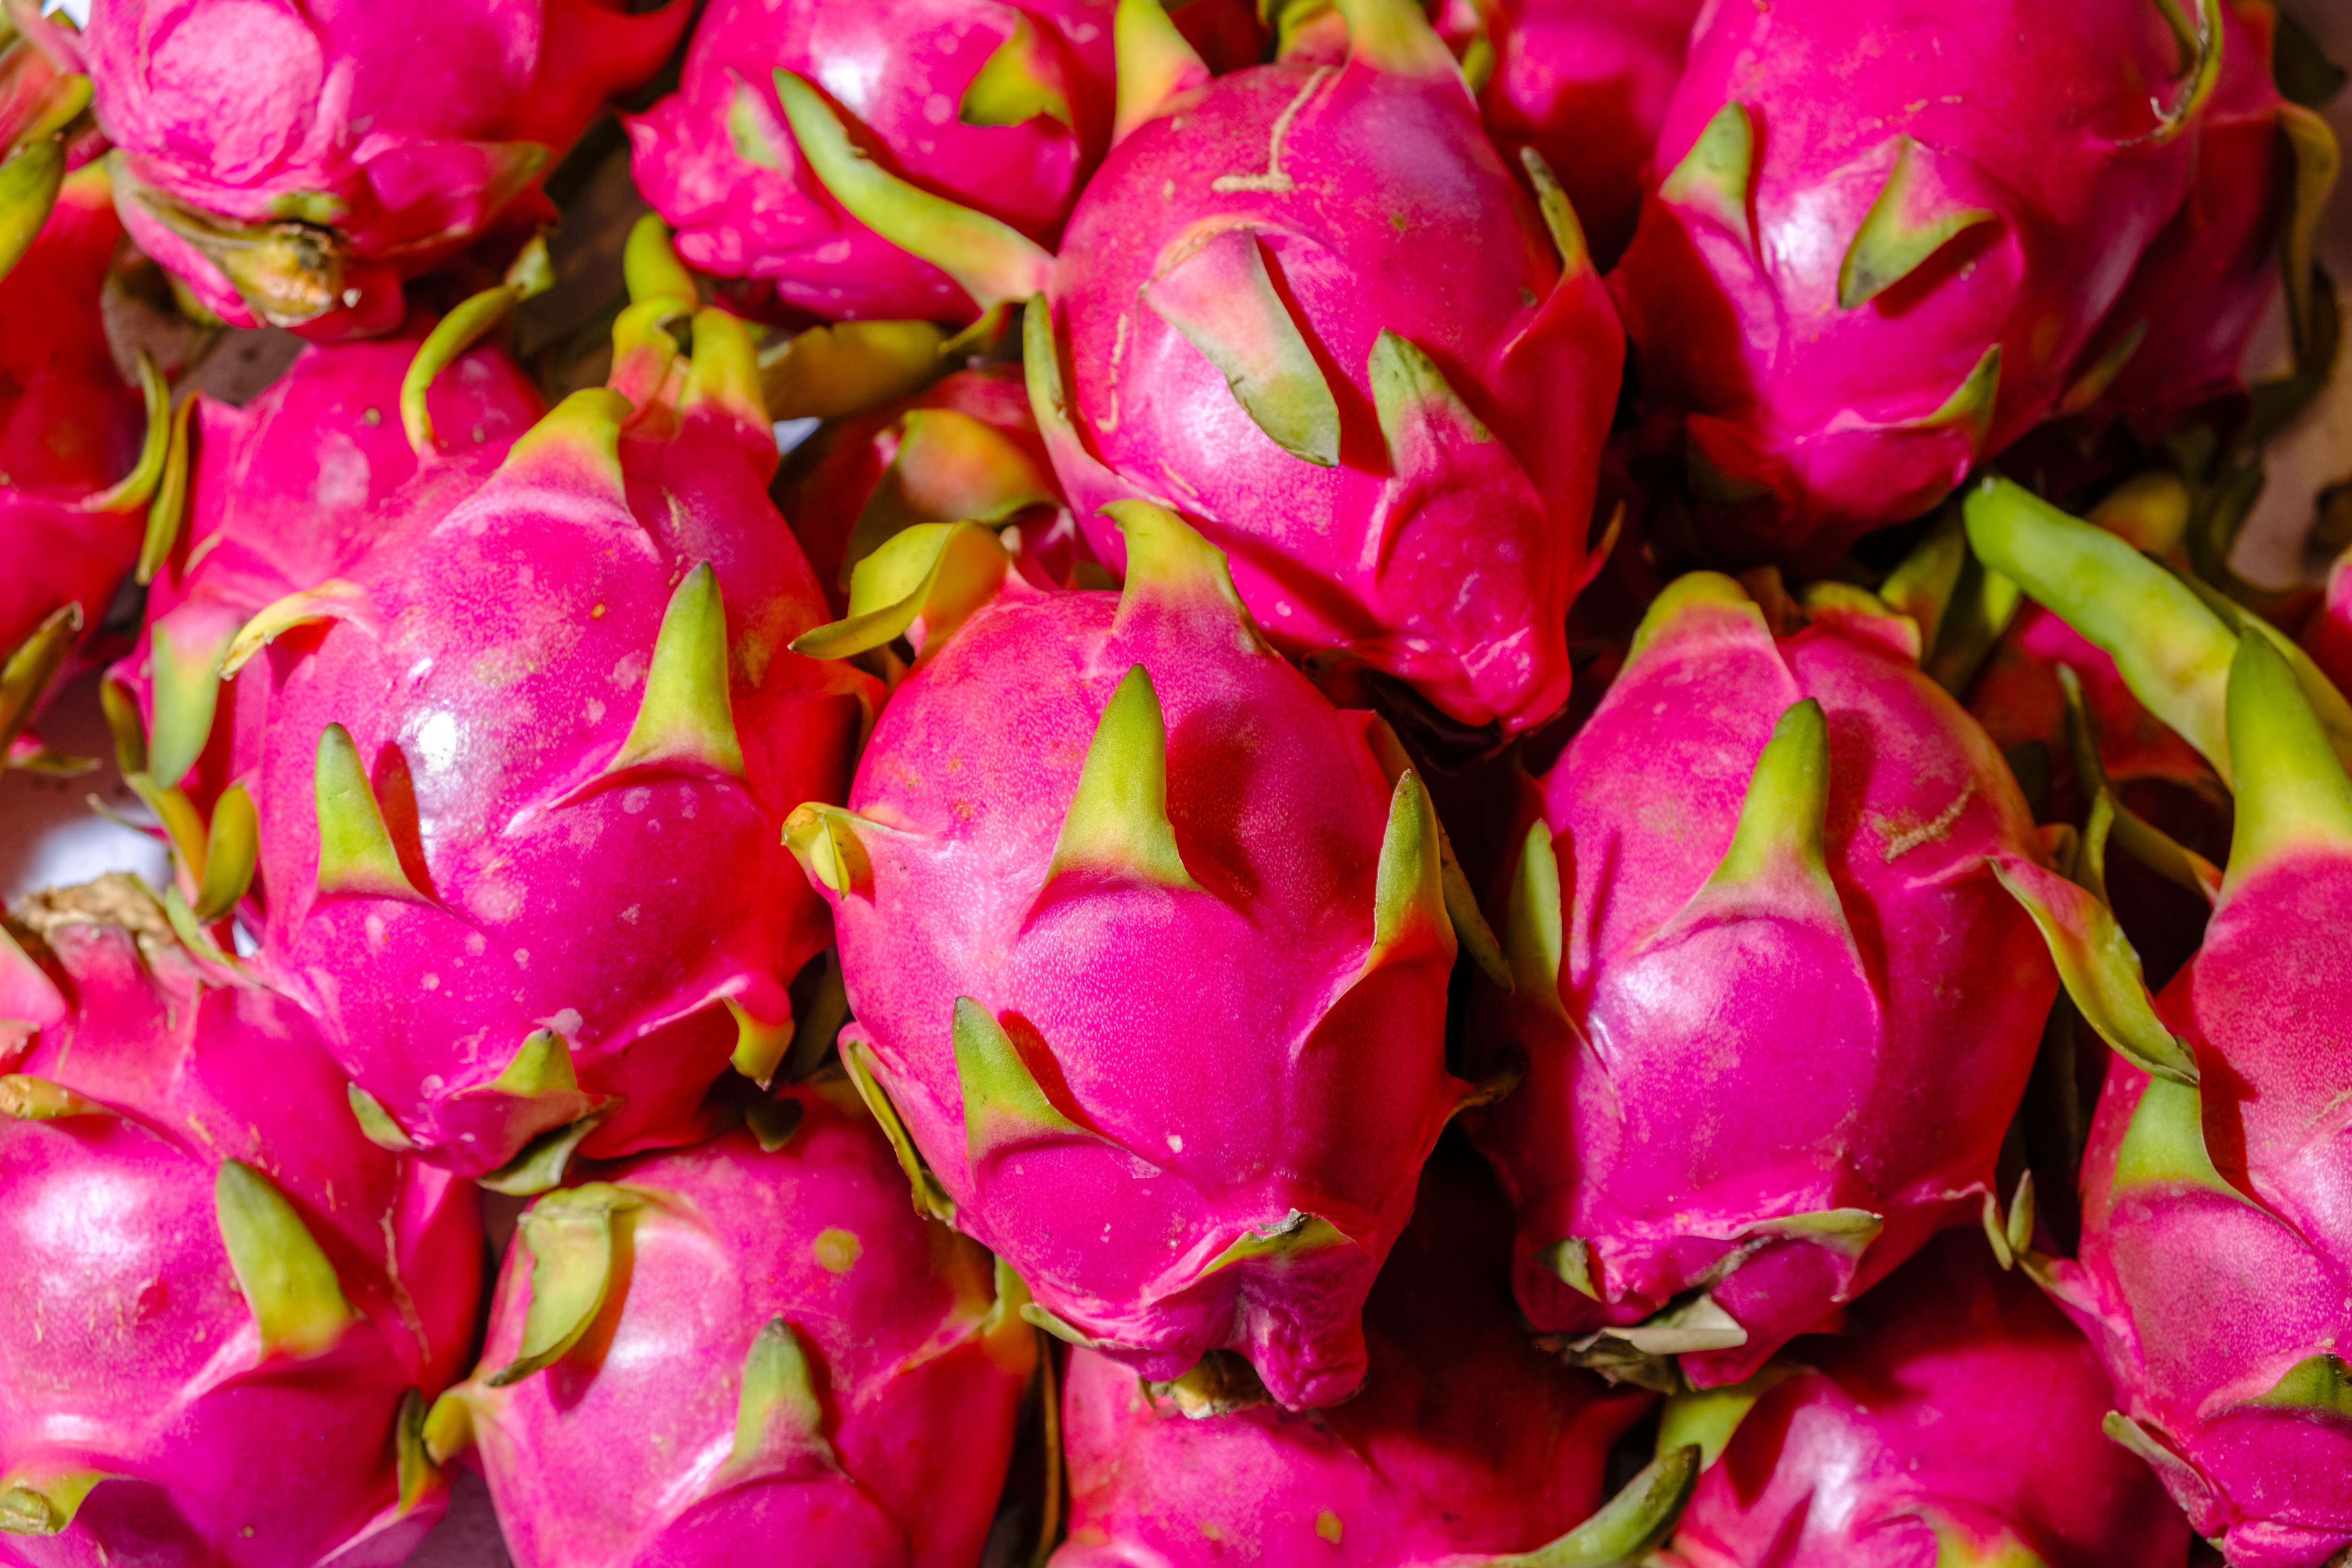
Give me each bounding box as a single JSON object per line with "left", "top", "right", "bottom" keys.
{"left": 1, "top": 167, "right": 155, "bottom": 723}
{"left": 1467, "top": 572, "right": 2064, "bottom": 1390}
{"left": 441, "top": 1079, "right": 1035, "bottom": 1568}
{"left": 1029, "top": 0, "right": 1622, "bottom": 734}
{"left": 628, "top": 0, "right": 1116, "bottom": 322}
{"left": 114, "top": 311, "right": 545, "bottom": 833}
{"left": 773, "top": 365, "right": 1080, "bottom": 619}
{"left": 2304, "top": 545, "right": 2352, "bottom": 697}
{"left": 1611, "top": 0, "right": 2204, "bottom": 565}
{"left": 1053, "top": 1148, "right": 1680, "bottom": 1568}
{"left": 787, "top": 504, "right": 1466, "bottom": 1410}
{"left": 2034, "top": 635, "right": 2352, "bottom": 1568}
{"left": 1657, "top": 1230, "right": 2191, "bottom": 1568}
{"left": 1441, "top": 0, "right": 1703, "bottom": 268}
{"left": 80, "top": 0, "right": 689, "bottom": 336}
{"left": 243, "top": 280, "right": 872, "bottom": 1183}
{"left": 0, "top": 874, "right": 481, "bottom": 1564}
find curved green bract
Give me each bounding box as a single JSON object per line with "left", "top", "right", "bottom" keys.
{"left": 402, "top": 285, "right": 521, "bottom": 456}
{"left": 1141, "top": 226, "right": 1339, "bottom": 468}
{"left": 1483, "top": 1445, "right": 1699, "bottom": 1567}
{"left": 486, "top": 1184, "right": 642, "bottom": 1385}
{"left": 215, "top": 1159, "right": 357, "bottom": 1360}
{"left": 954, "top": 997, "right": 1085, "bottom": 1166}
{"left": 1112, "top": 0, "right": 1209, "bottom": 141}
{"left": 1838, "top": 136, "right": 1995, "bottom": 310}
{"left": 2222, "top": 629, "right": 2352, "bottom": 890}
{"left": 1660, "top": 104, "right": 1754, "bottom": 243}
{"left": 604, "top": 562, "right": 746, "bottom": 783}
{"left": 1047, "top": 665, "right": 1198, "bottom": 891}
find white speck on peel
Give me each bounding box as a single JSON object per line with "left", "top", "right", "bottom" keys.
{"left": 421, "top": 974, "right": 440, "bottom": 991}
{"left": 364, "top": 913, "right": 387, "bottom": 946}
{"left": 542, "top": 1009, "right": 584, "bottom": 1036}
{"left": 586, "top": 699, "right": 607, "bottom": 724}
{"left": 621, "top": 905, "right": 640, "bottom": 924}
{"left": 513, "top": 949, "right": 530, "bottom": 968}
{"left": 623, "top": 787, "right": 652, "bottom": 815}
{"left": 421, "top": 1075, "right": 445, "bottom": 1095}
{"left": 923, "top": 92, "right": 952, "bottom": 124}
{"left": 1276, "top": 602, "right": 1293, "bottom": 617}
{"left": 1167, "top": 1133, "right": 1184, "bottom": 1152}
{"left": 612, "top": 651, "right": 649, "bottom": 686}
{"left": 464, "top": 931, "right": 486, "bottom": 957}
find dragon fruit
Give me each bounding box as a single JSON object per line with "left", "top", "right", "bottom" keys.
{"left": 1, "top": 163, "right": 164, "bottom": 766}
{"left": 427, "top": 1077, "right": 1035, "bottom": 1568}
{"left": 784, "top": 503, "right": 1467, "bottom": 1410}
{"left": 1437, "top": 0, "right": 1702, "bottom": 269}
{"left": 2303, "top": 544, "right": 2352, "bottom": 698}
{"left": 2068, "top": 0, "right": 2340, "bottom": 438}
{"left": 627, "top": 0, "right": 1116, "bottom": 323}
{"left": 1006, "top": 0, "right": 1621, "bottom": 735}
{"left": 76, "top": 0, "right": 689, "bottom": 336}
{"left": 1463, "top": 568, "right": 2203, "bottom": 1392}
{"left": 1968, "top": 480, "right": 2352, "bottom": 1568}
{"left": 1, "top": 0, "right": 102, "bottom": 280}
{"left": 772, "top": 363, "right": 1080, "bottom": 619}
{"left": 1655, "top": 1229, "right": 2192, "bottom": 1568}
{"left": 0, "top": 873, "right": 481, "bottom": 1562}
{"left": 1054, "top": 1146, "right": 1694, "bottom": 1567}
{"left": 1610, "top": 0, "right": 2210, "bottom": 566}
{"left": 108, "top": 303, "right": 545, "bottom": 895}
{"left": 232, "top": 232, "right": 873, "bottom": 1184}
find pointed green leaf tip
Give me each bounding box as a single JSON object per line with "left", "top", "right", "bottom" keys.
{"left": 1485, "top": 1444, "right": 1699, "bottom": 1568}
{"left": 962, "top": 15, "right": 1071, "bottom": 128}
{"left": 2113, "top": 1075, "right": 2250, "bottom": 1205}
{"left": 145, "top": 608, "right": 238, "bottom": 791}
{"left": 0, "top": 1472, "right": 106, "bottom": 1537}
{"left": 1112, "top": 0, "right": 1208, "bottom": 143}
{"left": 1106, "top": 499, "right": 1261, "bottom": 647}
{"left": 604, "top": 562, "right": 746, "bottom": 783}
{"left": 1369, "top": 769, "right": 1453, "bottom": 966}
{"left": 1518, "top": 147, "right": 1591, "bottom": 277}
{"left": 487, "top": 1184, "right": 642, "bottom": 1386}
{"left": 1838, "top": 136, "right": 1996, "bottom": 310}
{"left": 1370, "top": 328, "right": 1499, "bottom": 475}
{"left": 1916, "top": 343, "right": 2002, "bottom": 453}
{"left": 1659, "top": 1368, "right": 1798, "bottom": 1471}
{"left": 0, "top": 140, "right": 65, "bottom": 284}
{"left": 191, "top": 782, "right": 258, "bottom": 921}
{"left": 1661, "top": 103, "right": 1754, "bottom": 245}
{"left": 732, "top": 1317, "right": 836, "bottom": 1468}
{"left": 771, "top": 70, "right": 1052, "bottom": 309}
{"left": 89, "top": 351, "right": 173, "bottom": 520}
{"left": 0, "top": 1075, "right": 112, "bottom": 1120}
{"left": 1047, "top": 665, "right": 1199, "bottom": 891}
{"left": 840, "top": 1038, "right": 957, "bottom": 1222}
{"left": 313, "top": 724, "right": 427, "bottom": 903}
{"left": 2247, "top": 1354, "right": 2352, "bottom": 1420}
{"left": 1508, "top": 821, "right": 1566, "bottom": 1012}
{"left": 1986, "top": 850, "right": 2198, "bottom": 1085}
{"left": 500, "top": 388, "right": 630, "bottom": 499}
{"left": 1706, "top": 700, "right": 1832, "bottom": 894}
{"left": 402, "top": 282, "right": 523, "bottom": 457}
{"left": 1141, "top": 226, "right": 1340, "bottom": 468}
{"left": 954, "top": 997, "right": 1085, "bottom": 1167}
{"left": 791, "top": 519, "right": 1011, "bottom": 662}
{"left": 1963, "top": 476, "right": 2236, "bottom": 781}
{"left": 2222, "top": 630, "right": 2352, "bottom": 891}
{"left": 215, "top": 1159, "right": 357, "bottom": 1360}
{"left": 1331, "top": 0, "right": 1461, "bottom": 81}
{"left": 623, "top": 214, "right": 698, "bottom": 307}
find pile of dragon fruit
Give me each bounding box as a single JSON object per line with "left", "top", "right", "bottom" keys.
{"left": 6, "top": 0, "right": 2352, "bottom": 1562}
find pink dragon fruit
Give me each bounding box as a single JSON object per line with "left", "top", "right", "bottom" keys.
{"left": 1012, "top": 0, "right": 1621, "bottom": 735}
{"left": 1464, "top": 568, "right": 2197, "bottom": 1392}
{"left": 2303, "top": 544, "right": 2352, "bottom": 697}
{"left": 108, "top": 303, "right": 545, "bottom": 891}
{"left": 1610, "top": 0, "right": 2210, "bottom": 566}
{"left": 427, "top": 1077, "right": 1036, "bottom": 1568}
{"left": 1, "top": 0, "right": 103, "bottom": 280}
{"left": 783, "top": 503, "right": 1468, "bottom": 1410}
{"left": 1654, "top": 1229, "right": 2192, "bottom": 1568}
{"left": 77, "top": 0, "right": 689, "bottom": 336}
{"left": 0, "top": 162, "right": 164, "bottom": 766}
{"left": 627, "top": 0, "right": 1116, "bottom": 323}
{"left": 233, "top": 234, "right": 873, "bottom": 1184}
{"left": 772, "top": 363, "right": 1081, "bottom": 619}
{"left": 1437, "top": 0, "right": 1703, "bottom": 269}
{"left": 0, "top": 873, "right": 481, "bottom": 1562}
{"left": 2067, "top": 0, "right": 2339, "bottom": 437}
{"left": 1054, "top": 1146, "right": 1694, "bottom": 1567}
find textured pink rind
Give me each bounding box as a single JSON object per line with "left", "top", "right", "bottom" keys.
{"left": 2039, "top": 846, "right": 2352, "bottom": 1568}
{"left": 2304, "top": 550, "right": 2352, "bottom": 697}
{"left": 248, "top": 359, "right": 867, "bottom": 1178}
{"left": 459, "top": 1082, "right": 1031, "bottom": 1568}
{"left": 814, "top": 568, "right": 1462, "bottom": 1410}
{"left": 116, "top": 317, "right": 546, "bottom": 821}
{"left": 83, "top": 0, "right": 689, "bottom": 335}
{"left": 1611, "top": 0, "right": 2197, "bottom": 564}
{"left": 1041, "top": 43, "right": 1621, "bottom": 734}
{"left": 0, "top": 882, "right": 481, "bottom": 1567}
{"left": 1660, "top": 1231, "right": 2191, "bottom": 1568}
{"left": 1469, "top": 584, "right": 2056, "bottom": 1387}
{"left": 1447, "top": 0, "right": 1703, "bottom": 269}
{"left": 0, "top": 172, "right": 144, "bottom": 666}
{"left": 1053, "top": 1149, "right": 1650, "bottom": 1568}
{"left": 627, "top": 0, "right": 1115, "bottom": 322}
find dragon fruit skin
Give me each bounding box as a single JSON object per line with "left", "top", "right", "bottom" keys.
{"left": 1466, "top": 573, "right": 2059, "bottom": 1390}
{"left": 437, "top": 1079, "right": 1034, "bottom": 1568}
{"left": 1446, "top": 0, "right": 1702, "bottom": 269}
{"left": 80, "top": 0, "right": 688, "bottom": 337}
{"left": 2030, "top": 636, "right": 2352, "bottom": 1568}
{"left": 772, "top": 364, "right": 1079, "bottom": 619}
{"left": 0, "top": 875, "right": 481, "bottom": 1564}
{"left": 2303, "top": 548, "right": 2352, "bottom": 698}
{"left": 1610, "top": 0, "right": 2199, "bottom": 565}
{"left": 243, "top": 289, "right": 871, "bottom": 1182}
{"left": 115, "top": 315, "right": 545, "bottom": 828}
{"left": 1030, "top": 0, "right": 1623, "bottom": 735}
{"left": 1, "top": 168, "right": 152, "bottom": 692}
{"left": 790, "top": 505, "right": 1466, "bottom": 1410}
{"left": 1054, "top": 1147, "right": 1678, "bottom": 1568}
{"left": 1657, "top": 1230, "right": 2192, "bottom": 1568}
